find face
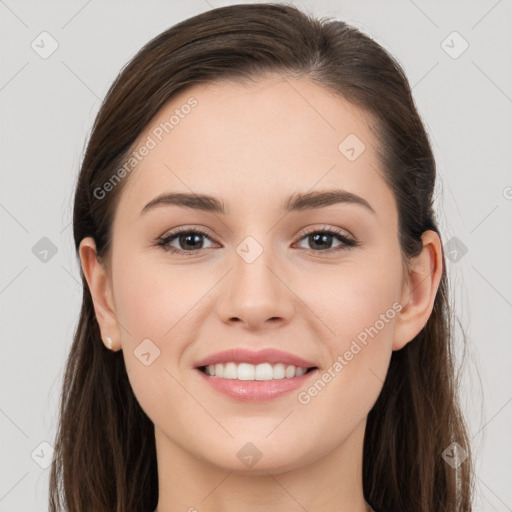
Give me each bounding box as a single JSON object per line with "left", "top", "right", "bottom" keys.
{"left": 87, "top": 75, "right": 415, "bottom": 474}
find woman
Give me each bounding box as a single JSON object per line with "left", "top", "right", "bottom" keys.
{"left": 49, "top": 3, "right": 473, "bottom": 511}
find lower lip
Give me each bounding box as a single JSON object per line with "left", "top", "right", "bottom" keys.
{"left": 194, "top": 368, "right": 319, "bottom": 402}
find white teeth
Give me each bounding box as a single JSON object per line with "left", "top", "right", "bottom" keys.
{"left": 203, "top": 362, "right": 312, "bottom": 380}
{"left": 214, "top": 363, "right": 224, "bottom": 378}
{"left": 295, "top": 367, "right": 307, "bottom": 377}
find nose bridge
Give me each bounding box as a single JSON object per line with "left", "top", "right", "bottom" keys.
{"left": 217, "top": 231, "right": 295, "bottom": 328}
{"left": 233, "top": 236, "right": 276, "bottom": 295}
{"left": 233, "top": 233, "right": 282, "bottom": 301}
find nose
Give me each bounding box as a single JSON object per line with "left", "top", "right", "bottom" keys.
{"left": 215, "top": 245, "right": 295, "bottom": 331}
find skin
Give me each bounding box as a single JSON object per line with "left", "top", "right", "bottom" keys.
{"left": 79, "top": 75, "right": 442, "bottom": 512}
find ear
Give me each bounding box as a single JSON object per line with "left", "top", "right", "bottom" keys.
{"left": 393, "top": 230, "right": 444, "bottom": 351}
{"left": 79, "top": 237, "right": 122, "bottom": 351}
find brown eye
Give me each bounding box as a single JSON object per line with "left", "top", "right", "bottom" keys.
{"left": 295, "top": 228, "right": 358, "bottom": 252}
{"left": 157, "top": 228, "right": 216, "bottom": 254}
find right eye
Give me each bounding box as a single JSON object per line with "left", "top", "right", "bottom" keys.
{"left": 156, "top": 228, "right": 217, "bottom": 255}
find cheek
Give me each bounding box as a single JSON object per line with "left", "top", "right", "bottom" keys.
{"left": 112, "top": 250, "right": 210, "bottom": 347}
{"left": 305, "top": 252, "right": 402, "bottom": 396}
{"left": 111, "top": 251, "right": 207, "bottom": 423}
{"left": 309, "top": 253, "right": 402, "bottom": 343}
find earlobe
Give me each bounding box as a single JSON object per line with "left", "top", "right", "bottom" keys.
{"left": 78, "top": 237, "right": 121, "bottom": 351}
{"left": 392, "top": 230, "right": 444, "bottom": 351}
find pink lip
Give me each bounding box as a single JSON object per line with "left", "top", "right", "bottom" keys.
{"left": 193, "top": 348, "right": 318, "bottom": 369}
{"left": 195, "top": 367, "right": 320, "bottom": 402}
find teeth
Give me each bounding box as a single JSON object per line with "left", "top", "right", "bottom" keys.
{"left": 203, "top": 362, "right": 310, "bottom": 380}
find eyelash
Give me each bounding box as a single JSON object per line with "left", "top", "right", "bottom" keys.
{"left": 155, "top": 226, "right": 360, "bottom": 256}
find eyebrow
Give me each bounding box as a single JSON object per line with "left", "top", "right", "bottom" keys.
{"left": 140, "top": 189, "right": 376, "bottom": 216}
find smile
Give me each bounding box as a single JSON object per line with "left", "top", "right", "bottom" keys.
{"left": 200, "top": 362, "right": 316, "bottom": 380}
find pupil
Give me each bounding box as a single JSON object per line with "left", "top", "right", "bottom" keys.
{"left": 181, "top": 233, "right": 202, "bottom": 250}
{"left": 310, "top": 233, "right": 331, "bottom": 250}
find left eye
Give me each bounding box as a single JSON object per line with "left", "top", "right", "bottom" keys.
{"left": 156, "top": 227, "right": 358, "bottom": 255}
{"left": 294, "top": 229, "right": 357, "bottom": 252}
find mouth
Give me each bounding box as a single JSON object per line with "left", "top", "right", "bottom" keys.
{"left": 197, "top": 362, "right": 318, "bottom": 381}
{"left": 195, "top": 362, "right": 320, "bottom": 402}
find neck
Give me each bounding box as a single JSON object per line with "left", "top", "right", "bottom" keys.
{"left": 154, "top": 419, "right": 370, "bottom": 512}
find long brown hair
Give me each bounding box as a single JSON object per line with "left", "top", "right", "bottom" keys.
{"left": 49, "top": 3, "right": 473, "bottom": 511}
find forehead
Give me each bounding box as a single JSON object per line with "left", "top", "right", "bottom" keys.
{"left": 113, "top": 75, "right": 395, "bottom": 227}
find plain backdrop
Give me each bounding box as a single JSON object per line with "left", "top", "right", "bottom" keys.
{"left": 1, "top": 1, "right": 511, "bottom": 510}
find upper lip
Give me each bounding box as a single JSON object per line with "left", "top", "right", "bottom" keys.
{"left": 194, "top": 348, "right": 318, "bottom": 369}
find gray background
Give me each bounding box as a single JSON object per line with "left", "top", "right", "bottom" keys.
{"left": 1, "top": 0, "right": 511, "bottom": 510}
